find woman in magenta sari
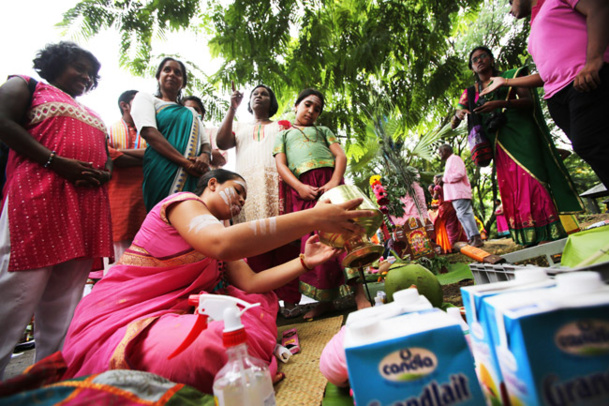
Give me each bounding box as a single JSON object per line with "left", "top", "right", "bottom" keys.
{"left": 62, "top": 169, "right": 372, "bottom": 394}
{"left": 494, "top": 199, "right": 510, "bottom": 238}
{"left": 452, "top": 46, "right": 582, "bottom": 246}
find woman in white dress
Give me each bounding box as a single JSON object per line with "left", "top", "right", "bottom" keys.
{"left": 216, "top": 84, "right": 302, "bottom": 318}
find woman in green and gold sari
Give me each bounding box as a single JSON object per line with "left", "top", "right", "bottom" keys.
{"left": 131, "top": 57, "right": 212, "bottom": 211}
{"left": 452, "top": 47, "right": 583, "bottom": 246}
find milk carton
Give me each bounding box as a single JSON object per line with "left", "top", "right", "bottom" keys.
{"left": 344, "top": 308, "right": 485, "bottom": 406}
{"left": 484, "top": 272, "right": 609, "bottom": 406}
{"left": 346, "top": 288, "right": 433, "bottom": 326}
{"left": 460, "top": 268, "right": 555, "bottom": 405}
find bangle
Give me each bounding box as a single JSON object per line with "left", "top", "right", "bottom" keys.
{"left": 43, "top": 151, "right": 56, "bottom": 168}
{"left": 505, "top": 78, "right": 510, "bottom": 87}
{"left": 454, "top": 113, "right": 461, "bottom": 120}
{"left": 299, "top": 253, "right": 313, "bottom": 271}
{"left": 230, "top": 107, "right": 237, "bottom": 113}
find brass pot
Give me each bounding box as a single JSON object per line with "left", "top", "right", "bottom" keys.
{"left": 318, "top": 185, "right": 384, "bottom": 268}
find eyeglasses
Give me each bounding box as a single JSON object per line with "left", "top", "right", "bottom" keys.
{"left": 471, "top": 53, "right": 490, "bottom": 64}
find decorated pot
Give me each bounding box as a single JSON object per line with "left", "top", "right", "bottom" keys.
{"left": 318, "top": 185, "right": 384, "bottom": 268}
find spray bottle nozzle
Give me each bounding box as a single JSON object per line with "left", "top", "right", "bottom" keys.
{"left": 168, "top": 294, "right": 260, "bottom": 360}
{"left": 187, "top": 295, "right": 200, "bottom": 307}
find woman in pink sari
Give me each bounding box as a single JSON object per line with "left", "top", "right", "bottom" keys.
{"left": 62, "top": 169, "right": 372, "bottom": 394}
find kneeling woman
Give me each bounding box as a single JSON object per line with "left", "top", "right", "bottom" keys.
{"left": 62, "top": 169, "right": 372, "bottom": 393}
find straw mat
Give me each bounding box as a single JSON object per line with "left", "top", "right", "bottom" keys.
{"left": 274, "top": 315, "right": 344, "bottom": 405}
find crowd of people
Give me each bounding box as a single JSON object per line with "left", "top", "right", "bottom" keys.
{"left": 0, "top": 0, "right": 606, "bottom": 395}
{"left": 0, "top": 41, "right": 377, "bottom": 389}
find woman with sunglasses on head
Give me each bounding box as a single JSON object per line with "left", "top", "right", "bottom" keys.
{"left": 451, "top": 46, "right": 582, "bottom": 246}
{"left": 0, "top": 41, "right": 113, "bottom": 378}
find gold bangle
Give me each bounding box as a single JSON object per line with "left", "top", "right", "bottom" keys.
{"left": 299, "top": 253, "right": 313, "bottom": 271}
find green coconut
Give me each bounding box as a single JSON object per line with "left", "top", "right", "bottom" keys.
{"left": 384, "top": 262, "right": 444, "bottom": 308}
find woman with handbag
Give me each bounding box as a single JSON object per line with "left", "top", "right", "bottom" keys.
{"left": 451, "top": 46, "right": 583, "bottom": 246}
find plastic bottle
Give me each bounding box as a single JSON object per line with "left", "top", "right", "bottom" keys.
{"left": 213, "top": 307, "right": 276, "bottom": 406}
{"left": 273, "top": 343, "right": 292, "bottom": 363}
{"left": 375, "top": 290, "right": 386, "bottom": 306}
{"left": 168, "top": 294, "right": 276, "bottom": 406}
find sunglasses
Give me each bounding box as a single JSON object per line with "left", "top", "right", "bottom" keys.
{"left": 471, "top": 53, "right": 490, "bottom": 63}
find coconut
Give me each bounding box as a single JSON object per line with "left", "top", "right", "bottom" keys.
{"left": 384, "top": 262, "right": 443, "bottom": 307}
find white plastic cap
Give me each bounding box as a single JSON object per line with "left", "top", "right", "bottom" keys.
{"left": 514, "top": 268, "right": 548, "bottom": 283}
{"left": 350, "top": 319, "right": 380, "bottom": 337}
{"left": 393, "top": 288, "right": 419, "bottom": 305}
{"left": 555, "top": 271, "right": 603, "bottom": 295}
{"left": 223, "top": 306, "right": 244, "bottom": 332}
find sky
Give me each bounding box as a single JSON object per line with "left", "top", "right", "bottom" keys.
{"left": 1, "top": 0, "right": 246, "bottom": 166}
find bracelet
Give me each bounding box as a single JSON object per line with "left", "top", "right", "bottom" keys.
{"left": 230, "top": 107, "right": 237, "bottom": 113}
{"left": 299, "top": 253, "right": 313, "bottom": 271}
{"left": 43, "top": 151, "right": 56, "bottom": 168}
{"left": 454, "top": 113, "right": 461, "bottom": 120}
{"left": 505, "top": 78, "right": 510, "bottom": 87}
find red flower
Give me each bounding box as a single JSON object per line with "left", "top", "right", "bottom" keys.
{"left": 377, "top": 197, "right": 390, "bottom": 206}
{"left": 278, "top": 120, "right": 292, "bottom": 130}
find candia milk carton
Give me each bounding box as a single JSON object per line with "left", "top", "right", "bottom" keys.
{"left": 484, "top": 271, "right": 609, "bottom": 406}
{"left": 344, "top": 308, "right": 485, "bottom": 406}
{"left": 460, "top": 268, "right": 555, "bottom": 405}
{"left": 346, "top": 288, "right": 433, "bottom": 326}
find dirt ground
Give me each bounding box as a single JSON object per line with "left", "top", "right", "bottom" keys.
{"left": 442, "top": 279, "right": 474, "bottom": 307}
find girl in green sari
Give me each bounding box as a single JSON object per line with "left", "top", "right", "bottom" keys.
{"left": 452, "top": 47, "right": 583, "bottom": 246}
{"left": 131, "top": 57, "right": 212, "bottom": 211}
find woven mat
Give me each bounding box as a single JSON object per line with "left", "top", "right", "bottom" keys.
{"left": 275, "top": 315, "right": 343, "bottom": 406}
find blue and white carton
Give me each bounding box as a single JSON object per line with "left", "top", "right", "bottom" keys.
{"left": 460, "top": 268, "right": 555, "bottom": 405}
{"left": 346, "top": 288, "right": 433, "bottom": 326}
{"left": 484, "top": 271, "right": 609, "bottom": 406}
{"left": 344, "top": 308, "right": 485, "bottom": 406}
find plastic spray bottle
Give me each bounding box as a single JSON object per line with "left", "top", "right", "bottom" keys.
{"left": 168, "top": 294, "right": 276, "bottom": 406}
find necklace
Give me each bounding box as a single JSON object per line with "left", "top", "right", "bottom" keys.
{"left": 291, "top": 124, "right": 319, "bottom": 142}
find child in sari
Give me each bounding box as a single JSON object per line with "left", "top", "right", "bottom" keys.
{"left": 273, "top": 89, "right": 350, "bottom": 319}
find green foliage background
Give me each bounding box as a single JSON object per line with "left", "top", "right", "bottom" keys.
{"left": 60, "top": 0, "right": 602, "bottom": 234}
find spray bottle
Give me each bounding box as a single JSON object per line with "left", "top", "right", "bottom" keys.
{"left": 168, "top": 294, "right": 276, "bottom": 406}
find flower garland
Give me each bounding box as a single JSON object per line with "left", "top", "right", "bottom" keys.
{"left": 369, "top": 175, "right": 389, "bottom": 214}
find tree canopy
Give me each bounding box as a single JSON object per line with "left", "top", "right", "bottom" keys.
{"left": 61, "top": 0, "right": 600, "bottom": 233}
{"left": 61, "top": 0, "right": 528, "bottom": 128}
